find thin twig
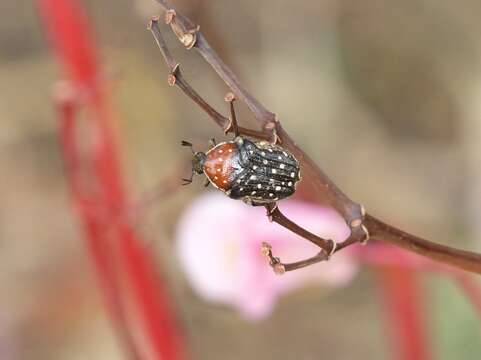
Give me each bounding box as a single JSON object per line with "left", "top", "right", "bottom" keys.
{"left": 149, "top": 0, "right": 481, "bottom": 275}
{"left": 153, "top": 0, "right": 363, "bottom": 225}
{"left": 148, "top": 17, "right": 269, "bottom": 141}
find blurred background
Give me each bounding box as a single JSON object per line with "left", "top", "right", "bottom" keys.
{"left": 2, "top": 0, "right": 481, "bottom": 359}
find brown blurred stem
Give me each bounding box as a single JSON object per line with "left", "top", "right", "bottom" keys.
{"left": 149, "top": 0, "right": 481, "bottom": 275}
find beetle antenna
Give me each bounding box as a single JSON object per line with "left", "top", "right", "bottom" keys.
{"left": 181, "top": 172, "right": 193, "bottom": 185}
{"left": 181, "top": 140, "right": 195, "bottom": 154}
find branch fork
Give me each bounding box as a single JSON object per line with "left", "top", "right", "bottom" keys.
{"left": 149, "top": 0, "right": 481, "bottom": 276}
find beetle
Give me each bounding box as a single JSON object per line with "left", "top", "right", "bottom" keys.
{"left": 181, "top": 94, "right": 301, "bottom": 205}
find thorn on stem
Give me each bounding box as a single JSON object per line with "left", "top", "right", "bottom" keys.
{"left": 360, "top": 225, "right": 370, "bottom": 245}
{"left": 167, "top": 74, "right": 176, "bottom": 86}
{"left": 147, "top": 15, "right": 160, "bottom": 30}
{"left": 165, "top": 9, "right": 198, "bottom": 49}
{"left": 224, "top": 92, "right": 236, "bottom": 102}
{"left": 264, "top": 122, "right": 280, "bottom": 145}
{"left": 265, "top": 203, "right": 278, "bottom": 222}
{"left": 165, "top": 9, "right": 176, "bottom": 25}
{"left": 167, "top": 63, "right": 180, "bottom": 86}
{"left": 325, "top": 239, "right": 337, "bottom": 259}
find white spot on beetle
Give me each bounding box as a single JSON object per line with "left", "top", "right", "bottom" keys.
{"left": 217, "top": 168, "right": 221, "bottom": 172}
{"left": 279, "top": 164, "right": 285, "bottom": 169}
{"left": 250, "top": 175, "right": 257, "bottom": 180}
{"left": 257, "top": 184, "right": 262, "bottom": 189}
{"left": 290, "top": 172, "right": 295, "bottom": 178}
{"left": 269, "top": 193, "right": 274, "bottom": 197}
{"left": 261, "top": 151, "right": 266, "bottom": 156}
{"left": 263, "top": 160, "right": 268, "bottom": 165}
{"left": 288, "top": 181, "right": 292, "bottom": 186}
{"left": 228, "top": 149, "right": 233, "bottom": 153}
{"left": 251, "top": 191, "right": 256, "bottom": 195}
{"left": 283, "top": 151, "right": 288, "bottom": 156}
{"left": 268, "top": 149, "right": 273, "bottom": 152}
{"left": 271, "top": 169, "right": 277, "bottom": 174}
{"left": 223, "top": 180, "right": 227, "bottom": 184}
{"left": 237, "top": 179, "right": 241, "bottom": 183}
{"left": 275, "top": 186, "right": 281, "bottom": 191}
{"left": 214, "top": 176, "right": 218, "bottom": 180}
{"left": 253, "top": 165, "right": 258, "bottom": 170}
{"left": 278, "top": 156, "right": 282, "bottom": 160}
{"left": 218, "top": 149, "right": 223, "bottom": 153}
{"left": 218, "top": 158, "right": 223, "bottom": 162}
{"left": 240, "top": 187, "right": 244, "bottom": 191}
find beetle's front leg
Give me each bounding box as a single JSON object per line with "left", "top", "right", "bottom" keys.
{"left": 208, "top": 138, "right": 216, "bottom": 149}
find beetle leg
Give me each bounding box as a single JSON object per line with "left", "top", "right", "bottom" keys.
{"left": 208, "top": 138, "right": 216, "bottom": 149}
{"left": 181, "top": 140, "right": 195, "bottom": 154}
{"left": 203, "top": 178, "right": 210, "bottom": 187}
{"left": 224, "top": 92, "right": 240, "bottom": 137}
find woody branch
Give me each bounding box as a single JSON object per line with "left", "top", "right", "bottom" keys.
{"left": 149, "top": 0, "right": 481, "bottom": 275}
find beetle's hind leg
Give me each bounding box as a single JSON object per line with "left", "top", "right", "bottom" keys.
{"left": 223, "top": 92, "right": 240, "bottom": 138}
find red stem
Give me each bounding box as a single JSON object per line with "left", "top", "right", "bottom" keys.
{"left": 376, "top": 267, "right": 432, "bottom": 360}
{"left": 37, "top": 0, "right": 186, "bottom": 358}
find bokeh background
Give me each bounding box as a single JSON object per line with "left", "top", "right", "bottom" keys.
{"left": 2, "top": 0, "right": 481, "bottom": 359}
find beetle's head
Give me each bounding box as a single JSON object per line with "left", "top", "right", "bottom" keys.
{"left": 191, "top": 151, "right": 206, "bottom": 174}
{"left": 181, "top": 140, "right": 206, "bottom": 185}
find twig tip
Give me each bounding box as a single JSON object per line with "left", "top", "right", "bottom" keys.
{"left": 147, "top": 15, "right": 160, "bottom": 30}
{"left": 261, "top": 242, "right": 272, "bottom": 256}
{"left": 167, "top": 74, "right": 176, "bottom": 86}
{"left": 224, "top": 92, "right": 236, "bottom": 102}
{"left": 273, "top": 263, "right": 286, "bottom": 275}
{"left": 165, "top": 9, "right": 176, "bottom": 24}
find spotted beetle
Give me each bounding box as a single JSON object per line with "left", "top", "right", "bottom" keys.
{"left": 182, "top": 94, "right": 301, "bottom": 205}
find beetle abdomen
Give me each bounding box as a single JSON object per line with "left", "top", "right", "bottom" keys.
{"left": 228, "top": 138, "right": 300, "bottom": 203}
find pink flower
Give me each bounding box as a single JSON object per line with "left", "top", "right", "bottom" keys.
{"left": 175, "top": 193, "right": 358, "bottom": 321}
